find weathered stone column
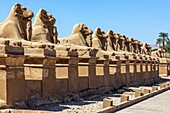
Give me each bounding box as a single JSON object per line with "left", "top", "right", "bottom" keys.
{"left": 152, "top": 58, "right": 156, "bottom": 80}
{"left": 68, "top": 57, "right": 80, "bottom": 93}
{"left": 167, "top": 61, "right": 169, "bottom": 75}
{"left": 0, "top": 41, "right": 26, "bottom": 106}
{"left": 103, "top": 59, "right": 111, "bottom": 87}
{"left": 155, "top": 58, "right": 160, "bottom": 79}
{"left": 133, "top": 56, "right": 138, "bottom": 86}
{"left": 145, "top": 57, "right": 149, "bottom": 84}
{"left": 141, "top": 56, "right": 147, "bottom": 84}
{"left": 120, "top": 59, "right": 127, "bottom": 86}
{"left": 152, "top": 57, "right": 158, "bottom": 82}
{"left": 6, "top": 55, "right": 26, "bottom": 105}
{"left": 109, "top": 60, "right": 117, "bottom": 88}
{"left": 133, "top": 54, "right": 142, "bottom": 85}
{"left": 88, "top": 57, "right": 98, "bottom": 88}
{"left": 159, "top": 58, "right": 168, "bottom": 75}
{"left": 148, "top": 57, "right": 152, "bottom": 83}
{"left": 139, "top": 56, "right": 143, "bottom": 84}
{"left": 24, "top": 46, "right": 57, "bottom": 98}
{"left": 167, "top": 60, "right": 170, "bottom": 75}
{"left": 148, "top": 57, "right": 154, "bottom": 82}
{"left": 115, "top": 56, "right": 122, "bottom": 88}
{"left": 125, "top": 55, "right": 130, "bottom": 85}
{"left": 42, "top": 57, "right": 57, "bottom": 97}
{"left": 128, "top": 55, "right": 135, "bottom": 86}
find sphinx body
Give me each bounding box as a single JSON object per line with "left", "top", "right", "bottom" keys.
{"left": 151, "top": 48, "right": 165, "bottom": 58}
{"left": 59, "top": 23, "right": 93, "bottom": 47}
{"left": 141, "top": 43, "right": 151, "bottom": 55}
{"left": 107, "top": 30, "right": 135, "bottom": 57}
{"left": 124, "top": 36, "right": 132, "bottom": 52}
{"left": 32, "top": 9, "right": 59, "bottom": 44}
{"left": 59, "top": 23, "right": 98, "bottom": 56}
{"left": 92, "top": 28, "right": 108, "bottom": 50}
{"left": 0, "top": 3, "right": 33, "bottom": 41}
{"left": 107, "top": 30, "right": 117, "bottom": 51}
{"left": 92, "top": 28, "right": 115, "bottom": 58}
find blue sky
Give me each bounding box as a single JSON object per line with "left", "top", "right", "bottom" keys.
{"left": 0, "top": 0, "right": 169, "bottom": 45}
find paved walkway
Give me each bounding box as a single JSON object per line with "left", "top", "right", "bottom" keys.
{"left": 116, "top": 90, "right": 170, "bottom": 113}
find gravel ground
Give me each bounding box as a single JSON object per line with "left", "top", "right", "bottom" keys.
{"left": 32, "top": 93, "right": 121, "bottom": 113}
{"left": 35, "top": 100, "right": 102, "bottom": 113}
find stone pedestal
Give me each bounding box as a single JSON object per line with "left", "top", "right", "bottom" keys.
{"left": 103, "top": 98, "right": 113, "bottom": 108}
{"left": 139, "top": 60, "right": 143, "bottom": 84}
{"left": 6, "top": 56, "right": 25, "bottom": 105}
{"left": 68, "top": 57, "right": 80, "bottom": 93}
{"left": 24, "top": 47, "right": 57, "bottom": 98}
{"left": 133, "top": 59, "right": 138, "bottom": 85}
{"left": 42, "top": 58, "right": 57, "bottom": 97}
{"left": 0, "top": 44, "right": 26, "bottom": 106}
{"left": 125, "top": 56, "right": 130, "bottom": 85}
{"left": 88, "top": 58, "right": 98, "bottom": 88}
{"left": 103, "top": 59, "right": 110, "bottom": 87}
{"left": 121, "top": 94, "right": 129, "bottom": 102}
{"left": 159, "top": 58, "right": 167, "bottom": 75}
{"left": 109, "top": 60, "right": 117, "bottom": 88}
{"left": 145, "top": 58, "right": 149, "bottom": 84}
{"left": 157, "top": 58, "right": 160, "bottom": 77}
{"left": 115, "top": 56, "right": 122, "bottom": 88}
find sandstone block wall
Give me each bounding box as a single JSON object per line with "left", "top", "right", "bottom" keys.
{"left": 0, "top": 42, "right": 161, "bottom": 106}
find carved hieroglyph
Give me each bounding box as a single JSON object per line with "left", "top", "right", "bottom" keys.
{"left": 59, "top": 23, "right": 93, "bottom": 47}
{"left": 0, "top": 3, "right": 34, "bottom": 40}
{"left": 32, "top": 9, "right": 59, "bottom": 44}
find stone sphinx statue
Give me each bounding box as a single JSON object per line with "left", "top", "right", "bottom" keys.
{"left": 117, "top": 34, "right": 125, "bottom": 51}
{"left": 107, "top": 30, "right": 117, "bottom": 51}
{"left": 32, "top": 9, "right": 59, "bottom": 44}
{"left": 58, "top": 23, "right": 98, "bottom": 56}
{"left": 0, "top": 3, "right": 34, "bottom": 40}
{"left": 107, "top": 30, "right": 127, "bottom": 52}
{"left": 151, "top": 48, "right": 165, "bottom": 58}
{"left": 24, "top": 9, "right": 69, "bottom": 50}
{"left": 141, "top": 43, "right": 151, "bottom": 55}
{"left": 59, "top": 23, "right": 93, "bottom": 47}
{"left": 130, "top": 38, "right": 139, "bottom": 53}
{"left": 124, "top": 36, "right": 131, "bottom": 52}
{"left": 137, "top": 41, "right": 143, "bottom": 54}
{"left": 107, "top": 30, "right": 135, "bottom": 57}
{"left": 92, "top": 28, "right": 108, "bottom": 50}
{"left": 92, "top": 28, "right": 115, "bottom": 58}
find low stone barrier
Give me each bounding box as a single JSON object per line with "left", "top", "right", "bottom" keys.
{"left": 99, "top": 82, "right": 170, "bottom": 113}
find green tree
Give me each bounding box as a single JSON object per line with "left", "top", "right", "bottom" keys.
{"left": 156, "top": 38, "right": 163, "bottom": 47}
{"left": 158, "top": 32, "right": 169, "bottom": 48}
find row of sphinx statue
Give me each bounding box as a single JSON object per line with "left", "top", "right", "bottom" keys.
{"left": 0, "top": 3, "right": 152, "bottom": 57}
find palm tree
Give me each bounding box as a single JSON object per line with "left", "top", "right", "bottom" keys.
{"left": 156, "top": 38, "right": 163, "bottom": 47}
{"left": 159, "top": 32, "right": 169, "bottom": 48}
